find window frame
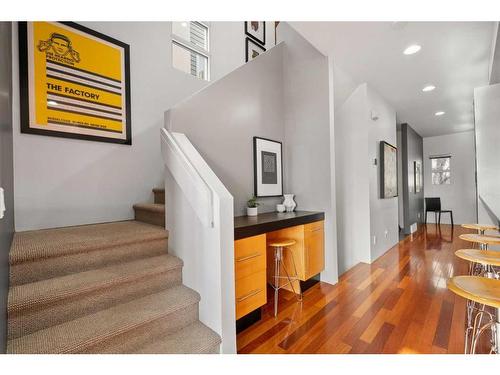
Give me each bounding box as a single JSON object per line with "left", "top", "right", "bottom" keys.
{"left": 171, "top": 21, "right": 210, "bottom": 81}
{"left": 430, "top": 156, "right": 451, "bottom": 185}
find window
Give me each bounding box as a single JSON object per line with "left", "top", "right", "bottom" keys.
{"left": 431, "top": 156, "right": 451, "bottom": 185}
{"left": 171, "top": 21, "right": 209, "bottom": 81}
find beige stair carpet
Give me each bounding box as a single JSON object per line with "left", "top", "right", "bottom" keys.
{"left": 7, "top": 187, "right": 220, "bottom": 354}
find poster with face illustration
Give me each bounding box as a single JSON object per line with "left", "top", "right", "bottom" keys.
{"left": 18, "top": 22, "right": 131, "bottom": 144}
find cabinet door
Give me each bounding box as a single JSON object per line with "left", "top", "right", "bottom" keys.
{"left": 235, "top": 270, "right": 267, "bottom": 320}
{"left": 234, "top": 234, "right": 266, "bottom": 280}
{"left": 304, "top": 221, "right": 325, "bottom": 279}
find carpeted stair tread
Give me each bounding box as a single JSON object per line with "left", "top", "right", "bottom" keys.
{"left": 8, "top": 254, "right": 182, "bottom": 314}
{"left": 10, "top": 220, "right": 168, "bottom": 264}
{"left": 135, "top": 321, "right": 221, "bottom": 354}
{"left": 7, "top": 285, "right": 200, "bottom": 354}
{"left": 132, "top": 203, "right": 165, "bottom": 213}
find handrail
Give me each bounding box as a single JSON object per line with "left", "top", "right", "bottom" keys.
{"left": 160, "top": 128, "right": 214, "bottom": 227}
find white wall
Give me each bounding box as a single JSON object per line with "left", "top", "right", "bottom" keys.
{"left": 279, "top": 22, "right": 338, "bottom": 284}
{"left": 335, "top": 84, "right": 371, "bottom": 274}
{"left": 335, "top": 82, "right": 399, "bottom": 274}
{"left": 474, "top": 83, "right": 500, "bottom": 226}
{"left": 367, "top": 86, "right": 399, "bottom": 262}
{"left": 12, "top": 21, "right": 276, "bottom": 231}
{"left": 423, "top": 131, "right": 477, "bottom": 225}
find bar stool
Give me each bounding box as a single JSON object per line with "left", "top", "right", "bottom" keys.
{"left": 268, "top": 239, "right": 302, "bottom": 317}
{"left": 459, "top": 234, "right": 500, "bottom": 251}
{"left": 461, "top": 224, "right": 499, "bottom": 236}
{"left": 448, "top": 276, "right": 500, "bottom": 354}
{"left": 455, "top": 249, "right": 500, "bottom": 278}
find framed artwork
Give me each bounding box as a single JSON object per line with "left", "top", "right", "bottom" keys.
{"left": 245, "top": 21, "right": 266, "bottom": 45}
{"left": 18, "top": 22, "right": 131, "bottom": 145}
{"left": 253, "top": 137, "right": 283, "bottom": 197}
{"left": 380, "top": 141, "right": 398, "bottom": 198}
{"left": 246, "top": 38, "right": 266, "bottom": 62}
{"left": 414, "top": 161, "right": 422, "bottom": 193}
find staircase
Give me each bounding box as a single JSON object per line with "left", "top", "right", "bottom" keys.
{"left": 6, "top": 188, "right": 221, "bottom": 354}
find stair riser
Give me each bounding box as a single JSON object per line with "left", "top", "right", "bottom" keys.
{"left": 8, "top": 266, "right": 182, "bottom": 340}
{"left": 81, "top": 303, "right": 198, "bottom": 354}
{"left": 134, "top": 209, "right": 165, "bottom": 227}
{"left": 153, "top": 190, "right": 165, "bottom": 205}
{"left": 10, "top": 238, "right": 168, "bottom": 285}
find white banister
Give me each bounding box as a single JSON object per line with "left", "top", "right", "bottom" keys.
{"left": 160, "top": 121, "right": 236, "bottom": 353}
{"left": 160, "top": 128, "right": 214, "bottom": 227}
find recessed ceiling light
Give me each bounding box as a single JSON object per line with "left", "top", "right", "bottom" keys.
{"left": 422, "top": 85, "right": 436, "bottom": 92}
{"left": 435, "top": 111, "right": 445, "bottom": 116}
{"left": 181, "top": 22, "right": 188, "bottom": 27}
{"left": 48, "top": 100, "right": 58, "bottom": 106}
{"left": 403, "top": 44, "right": 421, "bottom": 55}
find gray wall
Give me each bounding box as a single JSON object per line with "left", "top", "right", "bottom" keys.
{"left": 0, "top": 22, "right": 14, "bottom": 353}
{"left": 170, "top": 44, "right": 286, "bottom": 216}
{"left": 401, "top": 123, "right": 424, "bottom": 234}
{"left": 279, "top": 22, "right": 338, "bottom": 284}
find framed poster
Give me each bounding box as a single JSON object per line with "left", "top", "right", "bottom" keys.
{"left": 380, "top": 141, "right": 398, "bottom": 198}
{"left": 245, "top": 21, "right": 266, "bottom": 45}
{"left": 246, "top": 38, "right": 266, "bottom": 62}
{"left": 253, "top": 137, "right": 283, "bottom": 197}
{"left": 414, "top": 161, "right": 422, "bottom": 193}
{"left": 19, "top": 22, "right": 131, "bottom": 144}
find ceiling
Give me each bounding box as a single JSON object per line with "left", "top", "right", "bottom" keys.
{"left": 290, "top": 22, "right": 494, "bottom": 137}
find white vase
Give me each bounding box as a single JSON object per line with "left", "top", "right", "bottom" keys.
{"left": 283, "top": 194, "right": 296, "bottom": 212}
{"left": 247, "top": 207, "right": 258, "bottom": 216}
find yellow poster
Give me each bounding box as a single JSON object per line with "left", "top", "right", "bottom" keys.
{"left": 19, "top": 22, "right": 131, "bottom": 144}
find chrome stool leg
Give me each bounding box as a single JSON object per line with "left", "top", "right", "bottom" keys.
{"left": 468, "top": 305, "right": 499, "bottom": 354}
{"left": 273, "top": 246, "right": 281, "bottom": 317}
{"left": 270, "top": 245, "right": 302, "bottom": 317}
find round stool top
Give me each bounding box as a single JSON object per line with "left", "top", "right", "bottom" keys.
{"left": 448, "top": 276, "right": 500, "bottom": 308}
{"left": 461, "top": 223, "right": 499, "bottom": 232}
{"left": 455, "top": 249, "right": 500, "bottom": 267}
{"left": 268, "top": 239, "right": 296, "bottom": 248}
{"left": 459, "top": 233, "right": 500, "bottom": 245}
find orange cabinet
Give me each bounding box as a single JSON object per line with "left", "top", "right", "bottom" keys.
{"left": 304, "top": 221, "right": 325, "bottom": 280}
{"left": 233, "top": 220, "right": 325, "bottom": 319}
{"left": 266, "top": 220, "right": 325, "bottom": 290}
{"left": 234, "top": 234, "right": 267, "bottom": 320}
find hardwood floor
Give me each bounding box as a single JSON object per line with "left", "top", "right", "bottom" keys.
{"left": 237, "top": 224, "right": 488, "bottom": 354}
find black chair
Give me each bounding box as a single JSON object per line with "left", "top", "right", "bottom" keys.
{"left": 425, "top": 197, "right": 453, "bottom": 226}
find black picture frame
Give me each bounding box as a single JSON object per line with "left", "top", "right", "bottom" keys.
{"left": 18, "top": 21, "right": 132, "bottom": 145}
{"left": 414, "top": 160, "right": 422, "bottom": 193}
{"left": 380, "top": 141, "right": 398, "bottom": 199}
{"left": 245, "top": 21, "right": 266, "bottom": 45}
{"left": 245, "top": 37, "right": 266, "bottom": 63}
{"left": 253, "top": 136, "right": 283, "bottom": 198}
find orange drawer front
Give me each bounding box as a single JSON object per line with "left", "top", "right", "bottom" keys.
{"left": 234, "top": 234, "right": 266, "bottom": 280}
{"left": 235, "top": 270, "right": 267, "bottom": 320}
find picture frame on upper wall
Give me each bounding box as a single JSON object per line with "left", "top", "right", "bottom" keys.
{"left": 245, "top": 21, "right": 266, "bottom": 45}
{"left": 18, "top": 21, "right": 132, "bottom": 145}
{"left": 246, "top": 38, "right": 266, "bottom": 62}
{"left": 414, "top": 161, "right": 422, "bottom": 193}
{"left": 380, "top": 141, "right": 398, "bottom": 199}
{"left": 253, "top": 137, "right": 283, "bottom": 197}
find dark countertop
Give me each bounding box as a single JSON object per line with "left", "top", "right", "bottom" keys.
{"left": 234, "top": 211, "right": 325, "bottom": 240}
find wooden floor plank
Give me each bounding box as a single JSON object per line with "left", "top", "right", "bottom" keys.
{"left": 237, "top": 224, "right": 478, "bottom": 354}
